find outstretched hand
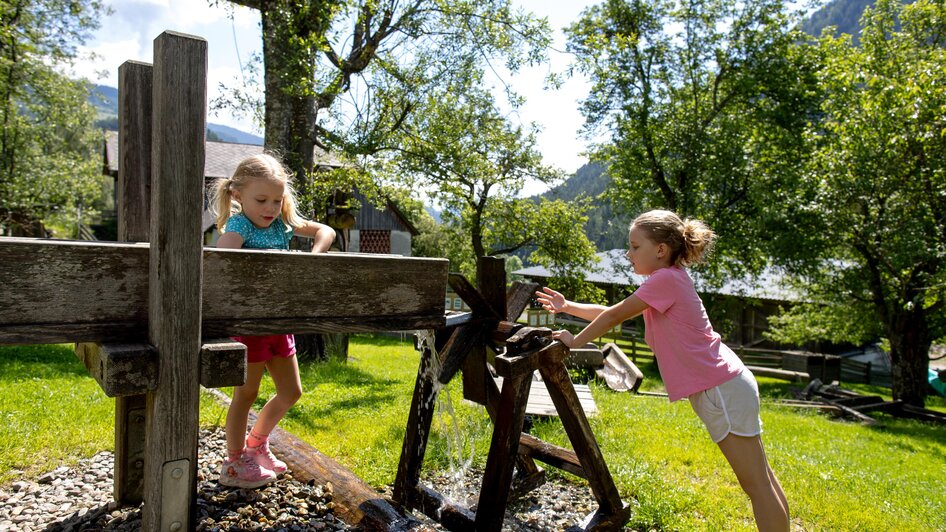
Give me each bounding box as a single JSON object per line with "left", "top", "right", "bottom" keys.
{"left": 535, "top": 287, "right": 567, "bottom": 314}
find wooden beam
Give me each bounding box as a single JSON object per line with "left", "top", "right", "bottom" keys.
{"left": 448, "top": 273, "right": 498, "bottom": 319}
{"left": 505, "top": 280, "right": 539, "bottom": 322}
{"left": 114, "top": 58, "right": 153, "bottom": 507}
{"left": 142, "top": 31, "right": 206, "bottom": 532}
{"left": 75, "top": 343, "right": 158, "bottom": 397}
{"left": 0, "top": 239, "right": 448, "bottom": 345}
{"left": 518, "top": 433, "right": 586, "bottom": 479}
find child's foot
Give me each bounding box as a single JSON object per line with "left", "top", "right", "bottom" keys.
{"left": 246, "top": 439, "right": 287, "bottom": 474}
{"left": 218, "top": 454, "right": 277, "bottom": 488}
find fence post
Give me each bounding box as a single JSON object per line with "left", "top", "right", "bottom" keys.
{"left": 141, "top": 31, "right": 206, "bottom": 532}
{"left": 113, "top": 59, "right": 153, "bottom": 506}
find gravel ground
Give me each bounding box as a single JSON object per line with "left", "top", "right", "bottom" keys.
{"left": 0, "top": 428, "right": 611, "bottom": 532}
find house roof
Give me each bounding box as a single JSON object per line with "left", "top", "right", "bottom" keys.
{"left": 514, "top": 249, "right": 800, "bottom": 302}
{"left": 104, "top": 130, "right": 345, "bottom": 178}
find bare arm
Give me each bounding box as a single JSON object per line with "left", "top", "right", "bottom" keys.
{"left": 216, "top": 231, "right": 244, "bottom": 249}
{"left": 535, "top": 287, "right": 609, "bottom": 321}
{"left": 553, "top": 295, "right": 649, "bottom": 349}
{"left": 294, "top": 221, "right": 336, "bottom": 253}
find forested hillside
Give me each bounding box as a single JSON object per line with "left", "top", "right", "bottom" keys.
{"left": 540, "top": 163, "right": 631, "bottom": 251}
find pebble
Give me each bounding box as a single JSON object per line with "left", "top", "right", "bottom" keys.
{"left": 0, "top": 427, "right": 608, "bottom": 531}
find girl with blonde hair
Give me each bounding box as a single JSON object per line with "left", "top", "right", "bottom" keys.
{"left": 537, "top": 209, "right": 789, "bottom": 531}
{"left": 209, "top": 153, "right": 335, "bottom": 488}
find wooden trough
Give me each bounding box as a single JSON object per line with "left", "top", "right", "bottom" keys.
{"left": 0, "top": 31, "right": 447, "bottom": 531}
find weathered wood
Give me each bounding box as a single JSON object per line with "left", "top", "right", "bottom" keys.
{"left": 199, "top": 339, "right": 246, "bottom": 388}
{"left": 0, "top": 240, "right": 448, "bottom": 345}
{"left": 746, "top": 364, "right": 808, "bottom": 383}
{"left": 538, "top": 343, "right": 624, "bottom": 516}
{"left": 448, "top": 273, "right": 498, "bottom": 320}
{"left": 408, "top": 484, "right": 476, "bottom": 531}
{"left": 142, "top": 31, "right": 206, "bottom": 532}
{"left": 505, "top": 281, "right": 539, "bottom": 322}
{"left": 435, "top": 325, "right": 480, "bottom": 385}
{"left": 72, "top": 340, "right": 246, "bottom": 397}
{"left": 599, "top": 343, "right": 644, "bottom": 393}
{"left": 444, "top": 311, "right": 473, "bottom": 328}
{"left": 477, "top": 256, "right": 507, "bottom": 321}
{"left": 74, "top": 343, "right": 158, "bottom": 397}
{"left": 567, "top": 347, "right": 605, "bottom": 368}
{"left": 475, "top": 371, "right": 533, "bottom": 532}
{"left": 115, "top": 58, "right": 153, "bottom": 507}
{"left": 392, "top": 343, "right": 440, "bottom": 508}
{"left": 518, "top": 432, "right": 586, "bottom": 479}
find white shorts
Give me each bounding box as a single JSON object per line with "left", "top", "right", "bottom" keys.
{"left": 688, "top": 369, "right": 762, "bottom": 443}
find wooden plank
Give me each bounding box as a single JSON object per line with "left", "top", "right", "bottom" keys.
{"left": 477, "top": 256, "right": 507, "bottom": 320}
{"left": 142, "top": 31, "right": 206, "bottom": 532}
{"left": 538, "top": 343, "right": 624, "bottom": 516}
{"left": 114, "top": 58, "right": 153, "bottom": 507}
{"left": 518, "top": 433, "right": 586, "bottom": 479}
{"left": 392, "top": 345, "right": 440, "bottom": 507}
{"left": 505, "top": 281, "right": 539, "bottom": 322}
{"left": 448, "top": 273, "right": 498, "bottom": 319}
{"left": 199, "top": 339, "right": 246, "bottom": 388}
{"left": 0, "top": 240, "right": 448, "bottom": 344}
{"left": 475, "top": 371, "right": 532, "bottom": 532}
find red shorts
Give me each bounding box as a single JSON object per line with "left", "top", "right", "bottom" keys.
{"left": 232, "top": 334, "right": 296, "bottom": 363}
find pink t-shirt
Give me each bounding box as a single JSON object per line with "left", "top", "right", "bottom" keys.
{"left": 633, "top": 265, "right": 744, "bottom": 401}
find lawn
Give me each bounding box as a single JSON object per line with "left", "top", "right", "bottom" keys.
{"left": 1, "top": 336, "right": 944, "bottom": 530}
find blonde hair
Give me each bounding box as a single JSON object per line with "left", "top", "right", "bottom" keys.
{"left": 630, "top": 209, "right": 716, "bottom": 267}
{"left": 209, "top": 153, "right": 306, "bottom": 232}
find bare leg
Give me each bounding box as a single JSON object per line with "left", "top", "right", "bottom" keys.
{"left": 250, "top": 355, "right": 303, "bottom": 437}
{"left": 717, "top": 434, "right": 789, "bottom": 532}
{"left": 225, "top": 361, "right": 266, "bottom": 458}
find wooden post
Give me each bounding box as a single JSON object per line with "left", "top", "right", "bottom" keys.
{"left": 142, "top": 31, "right": 206, "bottom": 532}
{"left": 114, "top": 59, "right": 152, "bottom": 506}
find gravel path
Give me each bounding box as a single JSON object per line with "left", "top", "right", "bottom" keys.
{"left": 0, "top": 428, "right": 610, "bottom": 531}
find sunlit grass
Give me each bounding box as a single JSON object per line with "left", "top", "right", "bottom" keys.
{"left": 2, "top": 337, "right": 944, "bottom": 530}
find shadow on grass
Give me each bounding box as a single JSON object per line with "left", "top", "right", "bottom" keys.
{"left": 0, "top": 344, "right": 89, "bottom": 381}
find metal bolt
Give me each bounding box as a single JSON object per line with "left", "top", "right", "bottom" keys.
{"left": 169, "top": 521, "right": 182, "bottom": 531}
{"left": 171, "top": 468, "right": 183, "bottom": 479}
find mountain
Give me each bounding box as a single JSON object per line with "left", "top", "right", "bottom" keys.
{"left": 801, "top": 0, "right": 911, "bottom": 44}
{"left": 88, "top": 84, "right": 264, "bottom": 145}
{"left": 540, "top": 162, "right": 632, "bottom": 252}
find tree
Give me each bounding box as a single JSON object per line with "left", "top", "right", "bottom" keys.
{"left": 379, "top": 76, "right": 599, "bottom": 285}
{"left": 0, "top": 0, "right": 107, "bottom": 236}
{"left": 213, "top": 0, "right": 551, "bottom": 216}
{"left": 565, "top": 0, "right": 819, "bottom": 277}
{"left": 767, "top": 0, "right": 946, "bottom": 406}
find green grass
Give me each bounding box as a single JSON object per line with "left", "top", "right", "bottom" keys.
{"left": 2, "top": 337, "right": 945, "bottom": 530}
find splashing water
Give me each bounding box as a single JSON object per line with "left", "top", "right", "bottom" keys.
{"left": 415, "top": 329, "right": 476, "bottom": 506}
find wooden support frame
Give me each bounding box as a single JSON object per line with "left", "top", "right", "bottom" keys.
{"left": 394, "top": 262, "right": 630, "bottom": 531}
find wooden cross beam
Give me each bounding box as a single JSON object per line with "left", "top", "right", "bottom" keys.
{"left": 0, "top": 238, "right": 447, "bottom": 345}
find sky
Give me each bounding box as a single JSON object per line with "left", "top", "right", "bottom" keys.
{"left": 73, "top": 0, "right": 601, "bottom": 195}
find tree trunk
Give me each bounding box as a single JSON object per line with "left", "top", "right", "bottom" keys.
{"left": 888, "top": 307, "right": 931, "bottom": 407}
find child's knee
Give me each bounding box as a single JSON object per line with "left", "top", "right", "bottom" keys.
{"left": 281, "top": 387, "right": 302, "bottom": 406}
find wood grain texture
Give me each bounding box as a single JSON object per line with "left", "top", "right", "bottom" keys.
{"left": 0, "top": 240, "right": 448, "bottom": 344}
{"left": 142, "top": 31, "right": 206, "bottom": 532}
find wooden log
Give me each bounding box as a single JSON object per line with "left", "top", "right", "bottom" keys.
{"left": 239, "top": 404, "right": 421, "bottom": 530}
{"left": 0, "top": 240, "right": 448, "bottom": 345}
{"left": 114, "top": 58, "right": 153, "bottom": 507}
{"left": 408, "top": 484, "right": 476, "bottom": 532}
{"left": 475, "top": 370, "right": 533, "bottom": 532}
{"left": 74, "top": 343, "right": 158, "bottom": 397}
{"left": 141, "top": 31, "right": 206, "bottom": 532}
{"left": 518, "top": 432, "right": 586, "bottom": 479}
{"left": 746, "top": 365, "right": 809, "bottom": 383}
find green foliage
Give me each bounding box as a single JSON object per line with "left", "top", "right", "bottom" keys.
{"left": 773, "top": 0, "right": 946, "bottom": 403}
{"left": 0, "top": 0, "right": 109, "bottom": 235}
{"left": 566, "top": 0, "right": 819, "bottom": 276}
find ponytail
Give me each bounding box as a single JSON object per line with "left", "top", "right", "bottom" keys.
{"left": 209, "top": 177, "right": 235, "bottom": 232}
{"left": 631, "top": 210, "right": 716, "bottom": 267}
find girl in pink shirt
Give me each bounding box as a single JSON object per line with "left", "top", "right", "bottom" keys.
{"left": 538, "top": 209, "right": 789, "bottom": 532}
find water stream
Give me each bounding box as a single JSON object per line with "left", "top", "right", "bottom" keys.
{"left": 415, "top": 329, "right": 477, "bottom": 506}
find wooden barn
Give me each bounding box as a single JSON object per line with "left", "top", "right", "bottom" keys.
{"left": 103, "top": 131, "right": 417, "bottom": 255}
